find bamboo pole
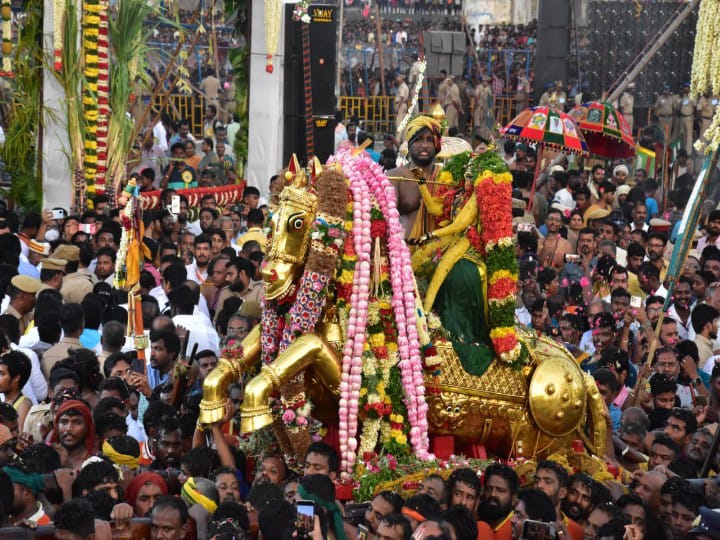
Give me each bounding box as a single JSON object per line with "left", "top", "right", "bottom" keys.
{"left": 335, "top": 0, "right": 344, "bottom": 96}
{"left": 375, "top": 4, "right": 386, "bottom": 96}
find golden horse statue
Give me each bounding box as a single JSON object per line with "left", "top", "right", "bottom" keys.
{"left": 199, "top": 153, "right": 606, "bottom": 467}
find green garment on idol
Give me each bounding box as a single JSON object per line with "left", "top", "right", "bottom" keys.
{"left": 434, "top": 257, "right": 494, "bottom": 376}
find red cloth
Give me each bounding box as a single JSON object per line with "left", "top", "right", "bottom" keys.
{"left": 50, "top": 400, "right": 96, "bottom": 460}
{"left": 125, "top": 472, "right": 168, "bottom": 509}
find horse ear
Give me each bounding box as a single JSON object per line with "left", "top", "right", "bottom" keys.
{"left": 309, "top": 156, "right": 323, "bottom": 186}
{"left": 286, "top": 154, "right": 301, "bottom": 178}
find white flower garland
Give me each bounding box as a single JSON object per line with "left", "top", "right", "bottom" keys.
{"left": 396, "top": 60, "right": 426, "bottom": 137}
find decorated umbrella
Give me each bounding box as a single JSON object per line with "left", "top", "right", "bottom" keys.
{"left": 568, "top": 101, "right": 636, "bottom": 158}
{"left": 501, "top": 106, "right": 589, "bottom": 209}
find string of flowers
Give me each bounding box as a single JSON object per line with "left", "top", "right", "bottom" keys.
{"left": 264, "top": 0, "right": 281, "bottom": 73}
{"left": 331, "top": 148, "right": 432, "bottom": 473}
{"left": 82, "top": 0, "right": 101, "bottom": 197}
{"left": 94, "top": 0, "right": 110, "bottom": 192}
{"left": 361, "top": 151, "right": 431, "bottom": 460}
{"left": 475, "top": 163, "right": 522, "bottom": 363}
{"left": 692, "top": 0, "right": 720, "bottom": 151}
{"left": 334, "top": 152, "right": 373, "bottom": 473}
{"left": 396, "top": 60, "right": 426, "bottom": 137}
{"left": 0, "top": 0, "right": 12, "bottom": 77}
{"left": 52, "top": 0, "right": 64, "bottom": 70}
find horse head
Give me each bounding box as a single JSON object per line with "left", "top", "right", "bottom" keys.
{"left": 262, "top": 156, "right": 319, "bottom": 301}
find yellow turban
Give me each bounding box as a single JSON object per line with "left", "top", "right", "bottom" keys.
{"left": 406, "top": 116, "right": 442, "bottom": 152}
{"left": 181, "top": 477, "right": 218, "bottom": 514}
{"left": 102, "top": 439, "right": 140, "bottom": 470}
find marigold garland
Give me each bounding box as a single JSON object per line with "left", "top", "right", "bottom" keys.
{"left": 82, "top": 0, "right": 100, "bottom": 192}
{"left": 53, "top": 0, "right": 64, "bottom": 70}
{"left": 473, "top": 161, "right": 521, "bottom": 362}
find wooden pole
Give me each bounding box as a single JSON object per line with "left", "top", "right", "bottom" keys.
{"left": 335, "top": 0, "right": 344, "bottom": 95}
{"left": 643, "top": 146, "right": 720, "bottom": 370}
{"left": 375, "top": 4, "right": 386, "bottom": 96}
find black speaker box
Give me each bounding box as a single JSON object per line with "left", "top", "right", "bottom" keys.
{"left": 283, "top": 2, "right": 337, "bottom": 163}
{"left": 534, "top": 0, "right": 571, "bottom": 103}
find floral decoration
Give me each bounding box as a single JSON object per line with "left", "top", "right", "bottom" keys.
{"left": 331, "top": 148, "right": 432, "bottom": 474}
{"left": 1, "top": 0, "right": 13, "bottom": 77}
{"left": 691, "top": 0, "right": 720, "bottom": 151}
{"left": 82, "top": 0, "right": 102, "bottom": 194}
{"left": 473, "top": 154, "right": 522, "bottom": 363}
{"left": 52, "top": 0, "right": 64, "bottom": 70}
{"left": 292, "top": 0, "right": 311, "bottom": 23}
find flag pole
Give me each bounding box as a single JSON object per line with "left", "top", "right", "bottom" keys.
{"left": 643, "top": 146, "right": 720, "bottom": 370}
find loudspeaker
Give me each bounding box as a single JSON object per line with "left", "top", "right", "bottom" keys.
{"left": 283, "top": 2, "right": 337, "bottom": 163}
{"left": 534, "top": 0, "right": 570, "bottom": 103}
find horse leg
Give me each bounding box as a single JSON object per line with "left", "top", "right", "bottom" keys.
{"left": 241, "top": 333, "right": 341, "bottom": 432}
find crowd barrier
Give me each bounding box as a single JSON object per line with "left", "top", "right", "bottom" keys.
{"left": 149, "top": 93, "right": 524, "bottom": 142}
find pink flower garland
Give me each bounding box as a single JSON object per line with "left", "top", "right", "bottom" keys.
{"left": 361, "top": 155, "right": 431, "bottom": 461}
{"left": 331, "top": 148, "right": 432, "bottom": 473}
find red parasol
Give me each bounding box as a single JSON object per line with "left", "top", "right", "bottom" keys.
{"left": 568, "top": 101, "right": 636, "bottom": 158}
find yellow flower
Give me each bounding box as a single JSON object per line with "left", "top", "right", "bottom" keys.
{"left": 489, "top": 269, "right": 518, "bottom": 285}
{"left": 437, "top": 170, "right": 454, "bottom": 185}
{"left": 359, "top": 388, "right": 367, "bottom": 397}
{"left": 339, "top": 270, "right": 354, "bottom": 283}
{"left": 490, "top": 326, "right": 515, "bottom": 339}
{"left": 368, "top": 333, "right": 385, "bottom": 349}
{"left": 387, "top": 342, "right": 398, "bottom": 352}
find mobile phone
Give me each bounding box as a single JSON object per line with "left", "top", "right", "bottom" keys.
{"left": 51, "top": 209, "right": 65, "bottom": 220}
{"left": 356, "top": 524, "right": 369, "bottom": 540}
{"left": 696, "top": 395, "right": 708, "bottom": 407}
{"left": 630, "top": 296, "right": 642, "bottom": 308}
{"left": 564, "top": 254, "right": 581, "bottom": 264}
{"left": 517, "top": 222, "right": 533, "bottom": 232}
{"left": 521, "top": 519, "right": 556, "bottom": 540}
{"left": 296, "top": 500, "right": 314, "bottom": 538}
{"left": 171, "top": 195, "right": 181, "bottom": 215}
{"left": 79, "top": 223, "right": 96, "bottom": 235}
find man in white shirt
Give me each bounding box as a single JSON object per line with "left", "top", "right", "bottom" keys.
{"left": 168, "top": 284, "right": 219, "bottom": 355}
{"left": 697, "top": 210, "right": 720, "bottom": 255}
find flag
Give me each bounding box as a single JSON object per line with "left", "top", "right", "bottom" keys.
{"left": 635, "top": 145, "right": 656, "bottom": 175}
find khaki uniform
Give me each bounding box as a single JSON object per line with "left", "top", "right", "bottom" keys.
{"left": 220, "top": 79, "right": 236, "bottom": 124}
{"left": 550, "top": 90, "right": 567, "bottom": 111}
{"left": 539, "top": 91, "right": 552, "bottom": 107}
{"left": 676, "top": 93, "right": 696, "bottom": 153}
{"left": 619, "top": 91, "right": 634, "bottom": 134}
{"left": 3, "top": 305, "right": 31, "bottom": 335}
{"left": 394, "top": 81, "right": 409, "bottom": 131}
{"left": 697, "top": 95, "right": 718, "bottom": 139}
{"left": 474, "top": 83, "right": 493, "bottom": 135}
{"left": 444, "top": 82, "right": 461, "bottom": 129}
{"left": 515, "top": 76, "right": 530, "bottom": 115}
{"left": 654, "top": 94, "right": 676, "bottom": 138}
{"left": 437, "top": 77, "right": 450, "bottom": 108}
{"left": 200, "top": 75, "right": 221, "bottom": 110}
{"left": 60, "top": 270, "right": 95, "bottom": 304}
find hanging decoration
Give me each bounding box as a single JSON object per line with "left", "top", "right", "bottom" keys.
{"left": 53, "top": 0, "right": 64, "bottom": 70}
{"left": 82, "top": 0, "right": 101, "bottom": 200}
{"left": 94, "top": 0, "right": 110, "bottom": 192}
{"left": 0, "top": 0, "right": 12, "bottom": 77}
{"left": 692, "top": 0, "right": 720, "bottom": 151}
{"left": 264, "top": 0, "right": 281, "bottom": 73}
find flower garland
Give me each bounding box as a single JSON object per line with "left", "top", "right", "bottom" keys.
{"left": 264, "top": 0, "right": 281, "bottom": 73}
{"left": 82, "top": 0, "right": 101, "bottom": 196}
{"left": 692, "top": 0, "right": 720, "bottom": 151}
{"left": 0, "top": 0, "right": 12, "bottom": 77}
{"left": 94, "top": 0, "right": 109, "bottom": 192}
{"left": 331, "top": 148, "right": 431, "bottom": 474}
{"left": 52, "top": 0, "right": 64, "bottom": 71}
{"left": 475, "top": 167, "right": 521, "bottom": 362}
{"left": 396, "top": 59, "right": 427, "bottom": 137}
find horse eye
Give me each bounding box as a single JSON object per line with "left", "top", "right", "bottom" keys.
{"left": 290, "top": 217, "right": 304, "bottom": 230}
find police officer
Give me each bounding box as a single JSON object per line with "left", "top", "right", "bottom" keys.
{"left": 620, "top": 82, "right": 635, "bottom": 135}
{"left": 675, "top": 82, "right": 696, "bottom": 153}
{"left": 696, "top": 91, "right": 718, "bottom": 141}
{"left": 550, "top": 80, "right": 567, "bottom": 111}
{"left": 654, "top": 83, "right": 675, "bottom": 138}
{"left": 539, "top": 81, "right": 554, "bottom": 107}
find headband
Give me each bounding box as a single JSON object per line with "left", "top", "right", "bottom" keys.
{"left": 102, "top": 440, "right": 140, "bottom": 470}
{"left": 125, "top": 472, "right": 168, "bottom": 509}
{"left": 181, "top": 477, "right": 218, "bottom": 515}
{"left": 406, "top": 116, "right": 442, "bottom": 153}
{"left": 296, "top": 484, "right": 347, "bottom": 540}
{"left": 4, "top": 466, "right": 45, "bottom": 495}
{"left": 401, "top": 506, "right": 427, "bottom": 523}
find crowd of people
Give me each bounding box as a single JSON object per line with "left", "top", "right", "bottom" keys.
{"left": 0, "top": 101, "right": 716, "bottom": 539}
